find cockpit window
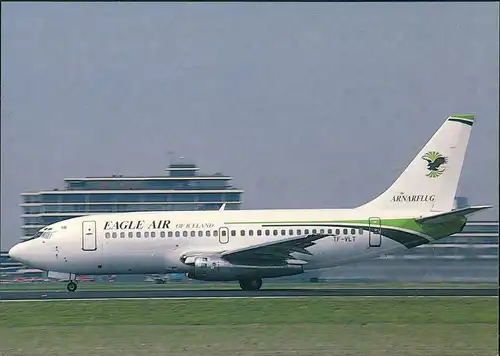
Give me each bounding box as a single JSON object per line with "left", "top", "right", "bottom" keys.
{"left": 41, "top": 231, "right": 52, "bottom": 239}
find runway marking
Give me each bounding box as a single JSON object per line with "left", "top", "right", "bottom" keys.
{"left": 1, "top": 296, "right": 497, "bottom": 302}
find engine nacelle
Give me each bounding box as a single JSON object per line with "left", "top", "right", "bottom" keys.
{"left": 186, "top": 256, "right": 304, "bottom": 281}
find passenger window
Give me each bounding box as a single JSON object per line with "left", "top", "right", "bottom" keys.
{"left": 289, "top": 229, "right": 294, "bottom": 235}
{"left": 327, "top": 229, "right": 333, "bottom": 234}
{"left": 358, "top": 228, "right": 363, "bottom": 235}
{"left": 241, "top": 230, "right": 245, "bottom": 236}
{"left": 190, "top": 231, "right": 195, "bottom": 237}
{"left": 221, "top": 230, "right": 227, "bottom": 237}
{"left": 144, "top": 232, "right": 149, "bottom": 238}
{"left": 175, "top": 231, "right": 180, "bottom": 237}
{"left": 305, "top": 229, "right": 309, "bottom": 234}
{"left": 343, "top": 229, "right": 348, "bottom": 235}
{"left": 231, "top": 230, "right": 236, "bottom": 236}
{"left": 249, "top": 230, "right": 254, "bottom": 236}
{"left": 351, "top": 228, "right": 356, "bottom": 235}
{"left": 265, "top": 230, "right": 270, "bottom": 236}
{"left": 336, "top": 229, "right": 340, "bottom": 235}
{"left": 120, "top": 232, "right": 125, "bottom": 238}
{"left": 320, "top": 229, "right": 325, "bottom": 234}
{"left": 136, "top": 232, "right": 141, "bottom": 238}
{"left": 281, "top": 230, "right": 286, "bottom": 236}
{"left": 208, "top": 230, "right": 213, "bottom": 237}
{"left": 167, "top": 231, "right": 173, "bottom": 238}
{"left": 183, "top": 231, "right": 188, "bottom": 237}
{"left": 112, "top": 232, "right": 117, "bottom": 238}
{"left": 151, "top": 232, "right": 156, "bottom": 238}
{"left": 297, "top": 229, "right": 302, "bottom": 235}
{"left": 160, "top": 231, "right": 166, "bottom": 238}
{"left": 312, "top": 229, "right": 317, "bottom": 234}
{"left": 198, "top": 231, "right": 203, "bottom": 237}
{"left": 105, "top": 232, "right": 111, "bottom": 239}
{"left": 128, "top": 232, "right": 133, "bottom": 238}
{"left": 257, "top": 230, "right": 262, "bottom": 236}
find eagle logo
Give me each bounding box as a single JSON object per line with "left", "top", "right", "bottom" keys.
{"left": 421, "top": 151, "right": 448, "bottom": 178}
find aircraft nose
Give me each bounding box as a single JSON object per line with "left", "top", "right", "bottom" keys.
{"left": 9, "top": 243, "right": 28, "bottom": 264}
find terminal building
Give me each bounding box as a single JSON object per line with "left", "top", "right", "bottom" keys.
{"left": 19, "top": 161, "right": 243, "bottom": 241}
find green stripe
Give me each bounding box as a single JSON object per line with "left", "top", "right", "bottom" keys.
{"left": 448, "top": 118, "right": 473, "bottom": 126}
{"left": 225, "top": 216, "right": 466, "bottom": 248}
{"left": 225, "top": 219, "right": 423, "bottom": 232}
{"left": 262, "top": 222, "right": 429, "bottom": 248}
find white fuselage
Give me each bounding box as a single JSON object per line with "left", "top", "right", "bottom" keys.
{"left": 11, "top": 208, "right": 417, "bottom": 276}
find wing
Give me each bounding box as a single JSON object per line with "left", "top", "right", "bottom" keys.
{"left": 219, "top": 233, "right": 328, "bottom": 265}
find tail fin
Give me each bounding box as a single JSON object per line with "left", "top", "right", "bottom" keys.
{"left": 358, "top": 114, "right": 475, "bottom": 212}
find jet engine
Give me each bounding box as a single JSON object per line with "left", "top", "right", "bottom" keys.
{"left": 185, "top": 256, "right": 304, "bottom": 281}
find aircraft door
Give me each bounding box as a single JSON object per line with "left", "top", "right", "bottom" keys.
{"left": 218, "top": 227, "right": 229, "bottom": 244}
{"left": 368, "top": 217, "right": 382, "bottom": 247}
{"left": 82, "top": 221, "right": 97, "bottom": 251}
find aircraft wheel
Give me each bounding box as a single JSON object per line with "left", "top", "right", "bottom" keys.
{"left": 238, "top": 277, "right": 262, "bottom": 291}
{"left": 67, "top": 281, "right": 78, "bottom": 292}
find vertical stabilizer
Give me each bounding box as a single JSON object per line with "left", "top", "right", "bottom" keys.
{"left": 358, "top": 115, "right": 475, "bottom": 212}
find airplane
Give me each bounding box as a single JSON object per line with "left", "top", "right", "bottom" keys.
{"left": 8, "top": 114, "right": 492, "bottom": 292}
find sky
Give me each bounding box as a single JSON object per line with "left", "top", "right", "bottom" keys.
{"left": 1, "top": 2, "right": 499, "bottom": 249}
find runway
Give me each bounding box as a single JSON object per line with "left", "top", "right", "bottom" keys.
{"left": 0, "top": 288, "right": 497, "bottom": 301}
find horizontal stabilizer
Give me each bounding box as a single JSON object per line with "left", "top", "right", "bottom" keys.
{"left": 416, "top": 205, "right": 493, "bottom": 225}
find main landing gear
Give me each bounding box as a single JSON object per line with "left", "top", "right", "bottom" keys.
{"left": 238, "top": 277, "right": 262, "bottom": 291}
{"left": 67, "top": 281, "right": 78, "bottom": 292}
{"left": 67, "top": 275, "right": 78, "bottom": 292}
